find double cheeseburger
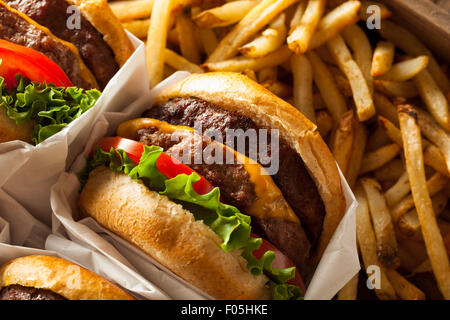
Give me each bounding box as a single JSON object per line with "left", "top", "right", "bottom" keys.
{"left": 0, "top": 255, "right": 134, "bottom": 300}
{"left": 79, "top": 73, "right": 346, "bottom": 300}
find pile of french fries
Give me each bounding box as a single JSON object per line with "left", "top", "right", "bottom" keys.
{"left": 109, "top": 0, "right": 450, "bottom": 300}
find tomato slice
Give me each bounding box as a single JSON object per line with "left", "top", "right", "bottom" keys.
{"left": 251, "top": 233, "right": 305, "bottom": 293}
{"left": 93, "top": 137, "right": 215, "bottom": 195}
{"left": 0, "top": 40, "right": 73, "bottom": 89}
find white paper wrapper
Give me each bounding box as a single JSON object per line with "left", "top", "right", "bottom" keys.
{"left": 0, "top": 34, "right": 147, "bottom": 227}
{"left": 50, "top": 71, "right": 360, "bottom": 300}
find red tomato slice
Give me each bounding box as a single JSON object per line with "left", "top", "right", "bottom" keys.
{"left": 93, "top": 137, "right": 214, "bottom": 195}
{"left": 0, "top": 40, "right": 73, "bottom": 89}
{"left": 251, "top": 233, "right": 305, "bottom": 293}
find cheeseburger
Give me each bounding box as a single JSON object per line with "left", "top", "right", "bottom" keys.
{"left": 79, "top": 72, "right": 346, "bottom": 299}
{"left": 0, "top": 255, "right": 135, "bottom": 300}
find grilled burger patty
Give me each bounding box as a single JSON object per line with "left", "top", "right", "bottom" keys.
{"left": 0, "top": 3, "right": 90, "bottom": 88}
{"left": 0, "top": 284, "right": 66, "bottom": 300}
{"left": 136, "top": 123, "right": 311, "bottom": 274}
{"left": 5, "top": 0, "right": 119, "bottom": 89}
{"left": 144, "top": 97, "right": 326, "bottom": 249}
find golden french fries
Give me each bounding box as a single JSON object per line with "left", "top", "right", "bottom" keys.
{"left": 378, "top": 56, "right": 429, "bottom": 82}
{"left": 361, "top": 178, "right": 400, "bottom": 269}
{"left": 398, "top": 104, "right": 450, "bottom": 299}
{"left": 355, "top": 183, "right": 398, "bottom": 300}
{"left": 287, "top": 0, "right": 327, "bottom": 54}
{"left": 164, "top": 48, "right": 203, "bottom": 73}
{"left": 316, "top": 110, "right": 335, "bottom": 138}
{"left": 375, "top": 80, "right": 419, "bottom": 99}
{"left": 291, "top": 53, "right": 315, "bottom": 122}
{"left": 359, "top": 143, "right": 401, "bottom": 174}
{"left": 327, "top": 35, "right": 375, "bottom": 122}
{"left": 371, "top": 41, "right": 395, "bottom": 77}
{"left": 239, "top": 13, "right": 287, "bottom": 58}
{"left": 385, "top": 269, "right": 425, "bottom": 300}
{"left": 146, "top": 0, "right": 173, "bottom": 88}
{"left": 307, "top": 50, "right": 347, "bottom": 122}
{"left": 331, "top": 111, "right": 356, "bottom": 175}
{"left": 111, "top": 0, "right": 154, "bottom": 22}
{"left": 193, "top": 0, "right": 257, "bottom": 29}
{"left": 345, "top": 121, "right": 368, "bottom": 189}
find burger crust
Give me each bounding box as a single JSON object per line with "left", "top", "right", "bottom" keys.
{"left": 154, "top": 72, "right": 347, "bottom": 260}
{"left": 0, "top": 255, "right": 135, "bottom": 300}
{"left": 67, "top": 0, "right": 134, "bottom": 67}
{"left": 79, "top": 166, "right": 271, "bottom": 300}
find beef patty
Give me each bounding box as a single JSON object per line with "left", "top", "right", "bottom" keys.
{"left": 136, "top": 124, "right": 312, "bottom": 271}
{"left": 0, "top": 284, "right": 66, "bottom": 300}
{"left": 5, "top": 0, "right": 119, "bottom": 89}
{"left": 144, "top": 97, "right": 326, "bottom": 248}
{"left": 0, "top": 3, "right": 90, "bottom": 88}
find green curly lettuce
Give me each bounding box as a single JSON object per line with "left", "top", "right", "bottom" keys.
{"left": 0, "top": 75, "right": 101, "bottom": 144}
{"left": 82, "top": 145, "right": 303, "bottom": 300}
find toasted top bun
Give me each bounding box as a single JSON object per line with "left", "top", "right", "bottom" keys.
{"left": 0, "top": 255, "right": 135, "bottom": 300}
{"left": 67, "top": 0, "right": 134, "bottom": 67}
{"left": 79, "top": 166, "right": 271, "bottom": 300}
{"left": 154, "top": 72, "right": 347, "bottom": 260}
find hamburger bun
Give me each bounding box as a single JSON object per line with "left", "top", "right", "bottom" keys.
{"left": 0, "top": 255, "right": 135, "bottom": 300}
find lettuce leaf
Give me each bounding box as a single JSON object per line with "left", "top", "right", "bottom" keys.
{"left": 0, "top": 75, "right": 100, "bottom": 144}
{"left": 83, "top": 145, "right": 303, "bottom": 300}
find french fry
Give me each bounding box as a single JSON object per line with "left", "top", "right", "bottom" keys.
{"left": 378, "top": 56, "right": 429, "bottom": 82}
{"left": 315, "top": 110, "right": 334, "bottom": 138}
{"left": 307, "top": 51, "right": 347, "bottom": 122}
{"left": 375, "top": 80, "right": 419, "bottom": 99}
{"left": 291, "top": 53, "right": 315, "bottom": 122}
{"left": 384, "top": 170, "right": 410, "bottom": 208}
{"left": 361, "top": 178, "right": 400, "bottom": 269}
{"left": 345, "top": 121, "right": 368, "bottom": 189}
{"left": 110, "top": 0, "right": 154, "bottom": 22}
{"left": 398, "top": 104, "right": 450, "bottom": 299}
{"left": 341, "top": 24, "right": 373, "bottom": 94}
{"left": 378, "top": 115, "right": 449, "bottom": 177}
{"left": 327, "top": 35, "right": 375, "bottom": 122}
{"left": 146, "top": 0, "right": 173, "bottom": 88}
{"left": 414, "top": 70, "right": 450, "bottom": 132}
{"left": 373, "top": 159, "right": 404, "bottom": 182}
{"left": 289, "top": 1, "right": 306, "bottom": 30}
{"left": 373, "top": 93, "right": 399, "bottom": 126}
{"left": 258, "top": 67, "right": 278, "bottom": 83}
{"left": 193, "top": 0, "right": 257, "bottom": 28}
{"left": 331, "top": 111, "right": 356, "bottom": 175}
{"left": 398, "top": 191, "right": 448, "bottom": 238}
{"left": 385, "top": 269, "right": 425, "bottom": 300}
{"left": 392, "top": 172, "right": 448, "bottom": 222}
{"left": 337, "top": 274, "right": 358, "bottom": 300}
{"left": 243, "top": 68, "right": 258, "bottom": 82}
{"left": 287, "top": 0, "right": 327, "bottom": 54}
{"left": 378, "top": 20, "right": 450, "bottom": 94}
{"left": 308, "top": 1, "right": 361, "bottom": 51}
{"left": 239, "top": 13, "right": 287, "bottom": 58}
{"left": 416, "top": 109, "right": 450, "bottom": 174}
{"left": 359, "top": 144, "right": 401, "bottom": 175}
{"left": 371, "top": 41, "right": 395, "bottom": 77}
{"left": 207, "top": 0, "right": 297, "bottom": 62}
{"left": 164, "top": 49, "right": 204, "bottom": 74}
{"left": 355, "top": 183, "right": 398, "bottom": 300}
{"left": 261, "top": 80, "right": 292, "bottom": 98}
{"left": 176, "top": 11, "right": 202, "bottom": 64}
{"left": 202, "top": 45, "right": 292, "bottom": 72}
{"left": 359, "top": 1, "right": 392, "bottom": 21}
{"left": 122, "top": 19, "right": 150, "bottom": 39}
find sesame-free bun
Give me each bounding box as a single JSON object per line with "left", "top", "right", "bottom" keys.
{"left": 155, "top": 72, "right": 346, "bottom": 259}
{"left": 0, "top": 255, "right": 135, "bottom": 300}
{"left": 79, "top": 166, "right": 271, "bottom": 300}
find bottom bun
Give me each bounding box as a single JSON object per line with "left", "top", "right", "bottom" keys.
{"left": 0, "top": 107, "right": 34, "bottom": 143}
{"left": 0, "top": 255, "right": 135, "bottom": 300}
{"left": 79, "top": 166, "right": 271, "bottom": 300}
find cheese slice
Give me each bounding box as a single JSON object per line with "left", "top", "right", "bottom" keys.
{"left": 117, "top": 118, "right": 300, "bottom": 224}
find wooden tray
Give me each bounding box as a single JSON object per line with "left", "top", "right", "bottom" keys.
{"left": 380, "top": 0, "right": 450, "bottom": 64}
